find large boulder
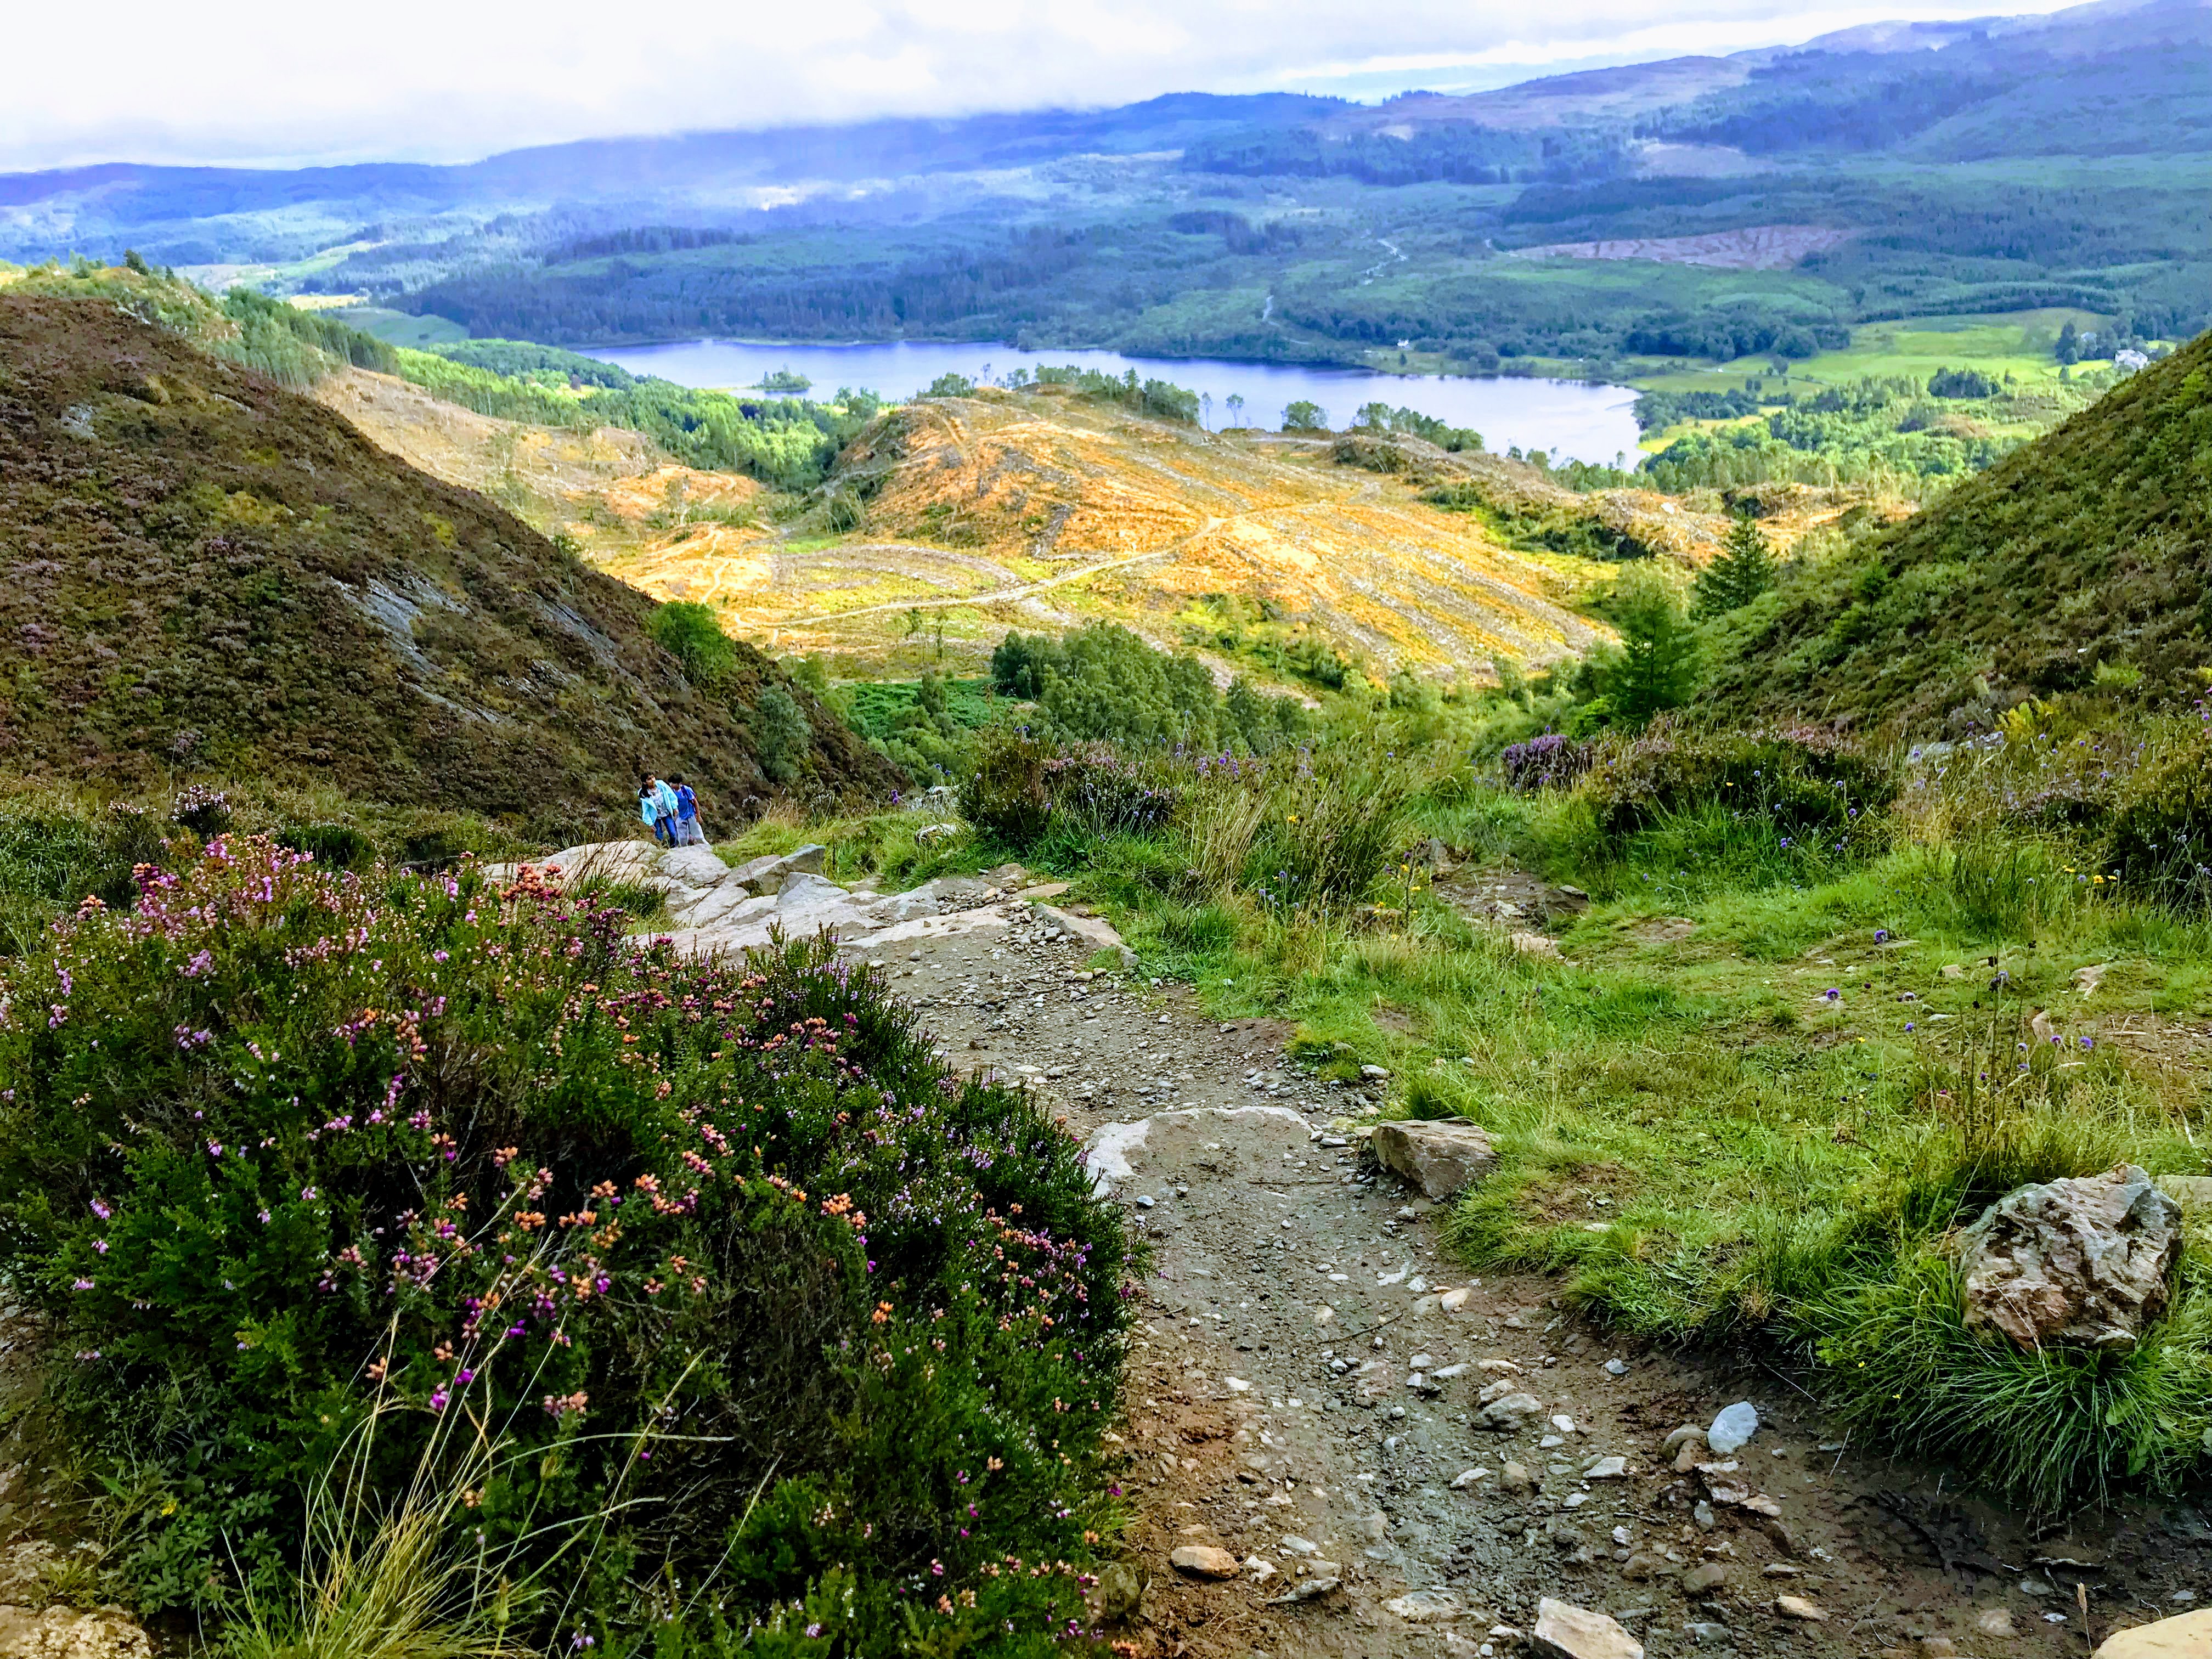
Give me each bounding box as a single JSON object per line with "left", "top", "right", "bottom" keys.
{"left": 1372, "top": 1119, "right": 1497, "bottom": 1201}
{"left": 1957, "top": 1164, "right": 2181, "bottom": 1350}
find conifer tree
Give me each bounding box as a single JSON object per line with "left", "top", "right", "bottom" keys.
{"left": 1600, "top": 565, "right": 1702, "bottom": 726}
{"left": 1694, "top": 514, "right": 1778, "bottom": 618}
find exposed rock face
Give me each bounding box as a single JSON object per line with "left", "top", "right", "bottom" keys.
{"left": 1372, "top": 1120, "right": 1497, "bottom": 1201}
{"left": 1957, "top": 1164, "right": 2181, "bottom": 1350}
{"left": 1533, "top": 1597, "right": 1644, "bottom": 1659}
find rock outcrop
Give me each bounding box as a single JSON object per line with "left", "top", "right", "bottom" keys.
{"left": 1372, "top": 1119, "right": 1497, "bottom": 1201}
{"left": 489, "top": 840, "right": 1131, "bottom": 970}
{"left": 1957, "top": 1164, "right": 2181, "bottom": 1350}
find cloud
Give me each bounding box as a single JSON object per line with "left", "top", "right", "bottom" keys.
{"left": 0, "top": 0, "right": 2086, "bottom": 172}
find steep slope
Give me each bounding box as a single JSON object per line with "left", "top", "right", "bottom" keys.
{"left": 1700, "top": 330, "right": 2212, "bottom": 731}
{"left": 0, "top": 295, "right": 896, "bottom": 823}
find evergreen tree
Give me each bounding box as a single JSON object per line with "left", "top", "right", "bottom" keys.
{"left": 1600, "top": 566, "right": 1702, "bottom": 726}
{"left": 1694, "top": 514, "right": 1778, "bottom": 619}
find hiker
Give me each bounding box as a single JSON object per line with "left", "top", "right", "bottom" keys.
{"left": 641, "top": 770, "right": 672, "bottom": 836}
{"left": 672, "top": 776, "right": 707, "bottom": 845}
{"left": 639, "top": 778, "right": 672, "bottom": 845}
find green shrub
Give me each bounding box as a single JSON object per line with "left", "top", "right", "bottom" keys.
{"left": 959, "top": 729, "right": 1176, "bottom": 849}
{"left": 1581, "top": 724, "right": 1898, "bottom": 840}
{"left": 0, "top": 838, "right": 1127, "bottom": 1643}
{"left": 751, "top": 687, "right": 812, "bottom": 785}
{"left": 647, "top": 601, "right": 737, "bottom": 688}
{"left": 273, "top": 822, "right": 377, "bottom": 872}
{"left": 1800, "top": 1250, "right": 2212, "bottom": 1514}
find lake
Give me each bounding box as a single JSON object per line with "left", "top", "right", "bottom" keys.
{"left": 583, "top": 338, "right": 1643, "bottom": 467}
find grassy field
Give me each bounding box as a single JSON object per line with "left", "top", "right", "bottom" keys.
{"left": 1628, "top": 307, "right": 2120, "bottom": 396}
{"left": 341, "top": 304, "right": 471, "bottom": 347}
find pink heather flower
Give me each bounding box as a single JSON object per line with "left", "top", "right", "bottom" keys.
{"left": 93, "top": 1239, "right": 108, "bottom": 1254}
{"left": 89, "top": 1199, "right": 110, "bottom": 1220}
{"left": 71, "top": 1278, "right": 93, "bottom": 1291}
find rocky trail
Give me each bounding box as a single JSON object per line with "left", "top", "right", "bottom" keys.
{"left": 521, "top": 842, "right": 2212, "bottom": 1658}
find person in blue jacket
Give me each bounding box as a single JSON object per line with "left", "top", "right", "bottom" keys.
{"left": 672, "top": 776, "right": 707, "bottom": 845}
{"left": 639, "top": 778, "right": 670, "bottom": 845}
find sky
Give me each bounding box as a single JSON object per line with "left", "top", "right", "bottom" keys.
{"left": 1, "top": 0, "right": 2094, "bottom": 173}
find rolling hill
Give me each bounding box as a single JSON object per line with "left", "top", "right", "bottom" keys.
{"left": 0, "top": 294, "right": 896, "bottom": 826}
{"left": 1699, "top": 325, "right": 2212, "bottom": 731}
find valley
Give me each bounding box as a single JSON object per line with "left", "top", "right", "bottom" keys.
{"left": 2, "top": 8, "right": 2212, "bottom": 1654}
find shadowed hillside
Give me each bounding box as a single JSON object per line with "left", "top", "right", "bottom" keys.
{"left": 1701, "top": 327, "right": 2212, "bottom": 730}
{"left": 0, "top": 295, "right": 896, "bottom": 826}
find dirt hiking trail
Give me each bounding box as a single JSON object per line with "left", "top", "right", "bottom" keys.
{"left": 830, "top": 872, "right": 2212, "bottom": 1659}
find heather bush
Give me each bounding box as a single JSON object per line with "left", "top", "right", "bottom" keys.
{"left": 959, "top": 729, "right": 1176, "bottom": 847}
{"left": 0, "top": 837, "right": 1127, "bottom": 1647}
{"left": 1498, "top": 733, "right": 1590, "bottom": 793}
{"left": 1580, "top": 723, "right": 1898, "bottom": 840}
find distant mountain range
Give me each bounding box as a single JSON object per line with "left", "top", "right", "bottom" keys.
{"left": 3, "top": 0, "right": 2204, "bottom": 372}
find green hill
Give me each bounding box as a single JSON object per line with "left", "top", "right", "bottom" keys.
{"left": 1701, "top": 329, "right": 2212, "bottom": 731}
{"left": 0, "top": 294, "right": 895, "bottom": 828}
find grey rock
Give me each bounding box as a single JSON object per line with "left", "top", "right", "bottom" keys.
{"left": 1279, "top": 1535, "right": 1319, "bottom": 1556}
{"left": 1533, "top": 1597, "right": 1645, "bottom": 1659}
{"left": 1707, "top": 1402, "right": 1759, "bottom": 1455}
{"left": 1585, "top": 1455, "right": 1629, "bottom": 1479}
{"left": 1479, "top": 1391, "right": 1544, "bottom": 1431}
{"left": 1387, "top": 1589, "right": 1464, "bottom": 1622}
{"left": 1357, "top": 1510, "right": 1391, "bottom": 1541}
{"left": 1662, "top": 1425, "right": 1708, "bottom": 1453}
{"left": 657, "top": 844, "right": 733, "bottom": 889}
{"left": 1092, "top": 1561, "right": 1143, "bottom": 1622}
{"left": 1692, "top": 1501, "right": 1716, "bottom": 1531}
{"left": 1605, "top": 1358, "right": 1630, "bottom": 1376}
{"left": 1683, "top": 1621, "right": 1732, "bottom": 1647}
{"left": 1958, "top": 1163, "right": 2181, "bottom": 1349}
{"left": 1371, "top": 1119, "right": 1497, "bottom": 1201}
{"left": 1267, "top": 1577, "right": 1341, "bottom": 1605}
{"left": 1683, "top": 1562, "right": 1728, "bottom": 1595}
{"left": 1502, "top": 1460, "right": 1537, "bottom": 1492}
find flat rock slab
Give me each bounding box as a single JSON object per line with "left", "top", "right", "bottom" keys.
{"left": 1372, "top": 1119, "right": 1497, "bottom": 1201}
{"left": 1084, "top": 1105, "right": 1311, "bottom": 1199}
{"left": 1534, "top": 1597, "right": 1644, "bottom": 1659}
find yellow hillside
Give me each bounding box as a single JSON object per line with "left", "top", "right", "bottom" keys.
{"left": 318, "top": 371, "right": 1866, "bottom": 685}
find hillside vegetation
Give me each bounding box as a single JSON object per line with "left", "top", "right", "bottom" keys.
{"left": 1701, "top": 325, "right": 2212, "bottom": 731}
{"left": 0, "top": 291, "right": 896, "bottom": 828}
